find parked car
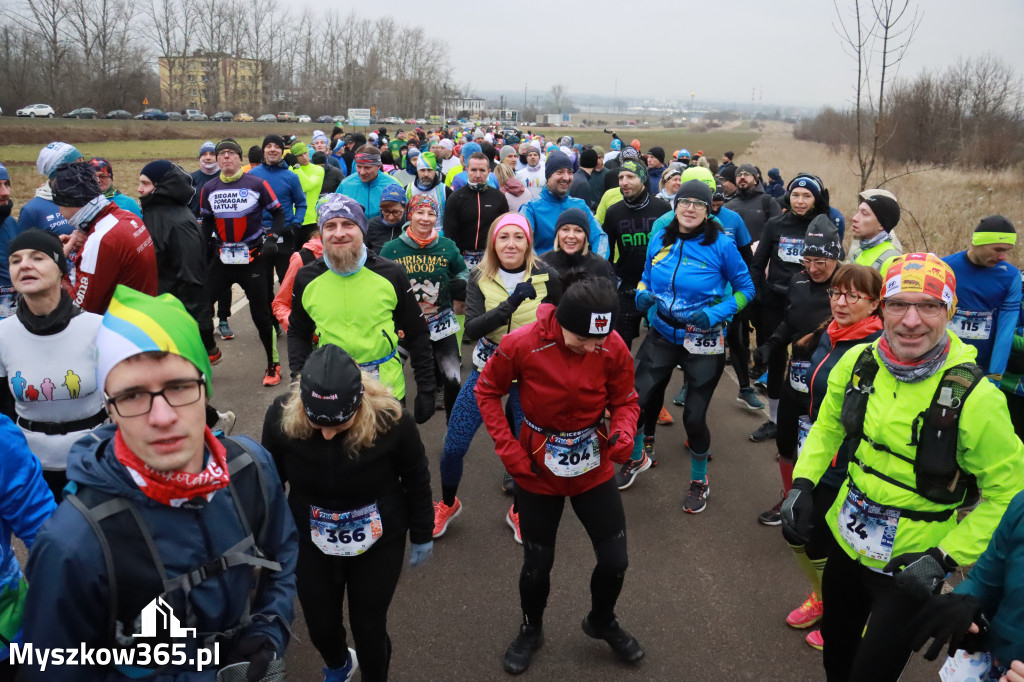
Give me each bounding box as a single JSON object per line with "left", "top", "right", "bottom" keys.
{"left": 211, "top": 111, "right": 234, "bottom": 121}
{"left": 184, "top": 109, "right": 208, "bottom": 121}
{"left": 17, "top": 104, "right": 55, "bottom": 118}
{"left": 234, "top": 112, "right": 254, "bottom": 122}
{"left": 103, "top": 109, "right": 132, "bottom": 119}
{"left": 333, "top": 115, "right": 346, "bottom": 123}
{"left": 257, "top": 113, "right": 278, "bottom": 122}
{"left": 315, "top": 115, "right": 334, "bottom": 124}
{"left": 297, "top": 114, "right": 311, "bottom": 123}
{"left": 140, "top": 108, "right": 169, "bottom": 120}
{"left": 63, "top": 107, "right": 97, "bottom": 119}
{"left": 276, "top": 112, "right": 297, "bottom": 122}
{"left": 166, "top": 111, "right": 183, "bottom": 121}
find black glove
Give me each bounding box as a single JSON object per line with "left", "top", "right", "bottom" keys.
{"left": 507, "top": 281, "right": 537, "bottom": 308}
{"left": 908, "top": 593, "right": 987, "bottom": 661}
{"left": 414, "top": 391, "right": 436, "bottom": 424}
{"left": 227, "top": 634, "right": 277, "bottom": 682}
{"left": 260, "top": 237, "right": 278, "bottom": 260}
{"left": 751, "top": 344, "right": 771, "bottom": 367}
{"left": 780, "top": 478, "right": 815, "bottom": 544}
{"left": 884, "top": 547, "right": 957, "bottom": 601}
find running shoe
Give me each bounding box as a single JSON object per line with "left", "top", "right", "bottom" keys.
{"left": 208, "top": 348, "right": 223, "bottom": 366}
{"left": 683, "top": 477, "right": 710, "bottom": 514}
{"left": 434, "top": 385, "right": 445, "bottom": 411}
{"left": 615, "top": 452, "right": 652, "bottom": 490}
{"left": 787, "top": 593, "right": 823, "bottom": 629}
{"left": 581, "top": 616, "right": 644, "bottom": 663}
{"left": 642, "top": 436, "right": 655, "bottom": 461}
{"left": 502, "top": 471, "right": 515, "bottom": 494}
{"left": 754, "top": 372, "right": 768, "bottom": 391}
{"left": 503, "top": 624, "right": 543, "bottom": 675}
{"left": 218, "top": 320, "right": 234, "bottom": 340}
{"left": 672, "top": 386, "right": 687, "bottom": 406}
{"left": 323, "top": 648, "right": 358, "bottom": 682}
{"left": 432, "top": 498, "right": 462, "bottom": 538}
{"left": 805, "top": 629, "right": 824, "bottom": 650}
{"left": 657, "top": 406, "right": 673, "bottom": 425}
{"left": 506, "top": 504, "right": 522, "bottom": 544}
{"left": 749, "top": 420, "right": 777, "bottom": 442}
{"left": 262, "top": 363, "right": 281, "bottom": 387}
{"left": 757, "top": 498, "right": 784, "bottom": 526}
{"left": 737, "top": 387, "right": 765, "bottom": 410}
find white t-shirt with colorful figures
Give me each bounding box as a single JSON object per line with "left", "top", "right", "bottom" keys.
{"left": 0, "top": 311, "right": 104, "bottom": 469}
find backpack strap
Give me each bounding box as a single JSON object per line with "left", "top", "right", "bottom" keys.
{"left": 840, "top": 345, "right": 879, "bottom": 441}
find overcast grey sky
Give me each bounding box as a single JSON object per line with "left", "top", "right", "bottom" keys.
{"left": 312, "top": 0, "right": 1024, "bottom": 109}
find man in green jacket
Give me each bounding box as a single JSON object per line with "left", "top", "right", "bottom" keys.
{"left": 289, "top": 142, "right": 325, "bottom": 244}
{"left": 784, "top": 252, "right": 1024, "bottom": 682}
{"left": 847, "top": 189, "right": 903, "bottom": 271}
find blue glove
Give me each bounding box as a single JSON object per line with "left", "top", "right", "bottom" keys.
{"left": 686, "top": 311, "right": 712, "bottom": 329}
{"left": 645, "top": 304, "right": 658, "bottom": 328}
{"left": 409, "top": 541, "right": 433, "bottom": 567}
{"left": 636, "top": 290, "right": 656, "bottom": 314}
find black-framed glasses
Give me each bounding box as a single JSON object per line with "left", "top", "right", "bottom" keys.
{"left": 106, "top": 378, "right": 206, "bottom": 417}
{"left": 677, "top": 198, "right": 708, "bottom": 210}
{"left": 826, "top": 287, "right": 874, "bottom": 303}
{"left": 882, "top": 299, "right": 947, "bottom": 318}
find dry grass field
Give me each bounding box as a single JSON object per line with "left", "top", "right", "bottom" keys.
{"left": 744, "top": 122, "right": 1024, "bottom": 263}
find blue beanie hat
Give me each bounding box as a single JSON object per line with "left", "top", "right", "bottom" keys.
{"left": 461, "top": 142, "right": 481, "bottom": 160}
{"left": 611, "top": 139, "right": 622, "bottom": 151}
{"left": 545, "top": 151, "right": 573, "bottom": 180}
{"left": 380, "top": 183, "right": 407, "bottom": 206}
{"left": 199, "top": 141, "right": 216, "bottom": 157}
{"left": 787, "top": 175, "right": 823, "bottom": 204}
{"left": 0, "top": 162, "right": 8, "bottom": 183}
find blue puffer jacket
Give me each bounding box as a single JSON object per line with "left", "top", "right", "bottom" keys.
{"left": 21, "top": 425, "right": 298, "bottom": 681}
{"left": 519, "top": 187, "right": 609, "bottom": 258}
{"left": 339, "top": 170, "right": 401, "bottom": 220}
{"left": 651, "top": 208, "right": 752, "bottom": 248}
{"left": 637, "top": 225, "right": 754, "bottom": 344}
{"left": 250, "top": 161, "right": 307, "bottom": 231}
{"left": 0, "top": 416, "right": 56, "bottom": 660}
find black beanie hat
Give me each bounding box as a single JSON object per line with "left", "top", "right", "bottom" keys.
{"left": 50, "top": 162, "right": 101, "bottom": 208}
{"left": 719, "top": 164, "right": 737, "bottom": 183}
{"left": 648, "top": 146, "right": 666, "bottom": 164}
{"left": 555, "top": 277, "right": 619, "bottom": 338}
{"left": 858, "top": 189, "right": 900, "bottom": 232}
{"left": 802, "top": 214, "right": 843, "bottom": 260}
{"left": 8, "top": 228, "right": 68, "bottom": 274}
{"left": 140, "top": 159, "right": 174, "bottom": 186}
{"left": 545, "top": 150, "right": 574, "bottom": 180}
{"left": 736, "top": 163, "right": 758, "bottom": 178}
{"left": 580, "top": 148, "right": 598, "bottom": 168}
{"left": 215, "top": 138, "right": 243, "bottom": 157}
{"left": 555, "top": 207, "right": 592, "bottom": 238}
{"left": 300, "top": 344, "right": 365, "bottom": 427}
{"left": 263, "top": 134, "right": 285, "bottom": 150}
{"left": 247, "top": 145, "right": 263, "bottom": 164}
{"left": 675, "top": 179, "right": 713, "bottom": 207}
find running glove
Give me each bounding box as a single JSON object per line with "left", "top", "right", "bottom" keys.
{"left": 908, "top": 593, "right": 987, "bottom": 661}
{"left": 261, "top": 237, "right": 278, "bottom": 260}
{"left": 227, "top": 634, "right": 277, "bottom": 681}
{"left": 751, "top": 342, "right": 775, "bottom": 366}
{"left": 780, "top": 478, "right": 815, "bottom": 544}
{"left": 884, "top": 547, "right": 957, "bottom": 601}
{"left": 409, "top": 541, "right": 434, "bottom": 567}
{"left": 635, "top": 290, "right": 656, "bottom": 314}
{"left": 414, "top": 391, "right": 436, "bottom": 424}
{"left": 685, "top": 310, "right": 712, "bottom": 329}
{"left": 508, "top": 281, "right": 537, "bottom": 308}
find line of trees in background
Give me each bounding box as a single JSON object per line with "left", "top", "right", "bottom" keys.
{"left": 0, "top": 0, "right": 456, "bottom": 117}
{"left": 796, "top": 55, "right": 1024, "bottom": 169}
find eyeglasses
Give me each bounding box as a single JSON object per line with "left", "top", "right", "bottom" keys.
{"left": 736, "top": 171, "right": 755, "bottom": 179}
{"left": 802, "top": 258, "right": 832, "bottom": 268}
{"left": 882, "top": 299, "right": 947, "bottom": 318}
{"left": 677, "top": 199, "right": 708, "bottom": 210}
{"left": 380, "top": 207, "right": 405, "bottom": 218}
{"left": 826, "top": 287, "right": 874, "bottom": 303}
{"left": 106, "top": 378, "right": 205, "bottom": 417}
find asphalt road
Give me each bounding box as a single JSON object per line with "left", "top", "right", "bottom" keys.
{"left": 209, "top": 291, "right": 943, "bottom": 682}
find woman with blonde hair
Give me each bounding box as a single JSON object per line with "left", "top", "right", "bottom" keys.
{"left": 494, "top": 162, "right": 531, "bottom": 213}
{"left": 432, "top": 213, "right": 562, "bottom": 543}
{"left": 261, "top": 344, "right": 433, "bottom": 682}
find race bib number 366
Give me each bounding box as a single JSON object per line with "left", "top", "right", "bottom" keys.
{"left": 310, "top": 502, "right": 383, "bottom": 556}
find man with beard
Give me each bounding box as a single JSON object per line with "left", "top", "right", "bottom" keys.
{"left": 725, "top": 163, "right": 780, "bottom": 244}
{"left": 520, "top": 151, "right": 608, "bottom": 257}
{"left": 338, "top": 145, "right": 401, "bottom": 221}
{"left": 189, "top": 141, "right": 220, "bottom": 217}
{"left": 407, "top": 152, "right": 451, "bottom": 223}
{"left": 287, "top": 194, "right": 436, "bottom": 424}
{"left": 443, "top": 153, "right": 509, "bottom": 270}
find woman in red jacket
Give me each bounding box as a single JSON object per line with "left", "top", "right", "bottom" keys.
{"left": 476, "top": 276, "right": 643, "bottom": 675}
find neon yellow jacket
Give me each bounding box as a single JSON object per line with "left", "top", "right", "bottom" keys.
{"left": 291, "top": 163, "right": 325, "bottom": 225}
{"left": 793, "top": 332, "right": 1024, "bottom": 569}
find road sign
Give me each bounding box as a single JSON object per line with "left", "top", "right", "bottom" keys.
{"left": 348, "top": 108, "right": 371, "bottom": 127}
{"left": 143, "top": 98, "right": 149, "bottom": 106}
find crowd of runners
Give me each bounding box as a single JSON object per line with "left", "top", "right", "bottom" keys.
{"left": 0, "top": 124, "right": 1022, "bottom": 682}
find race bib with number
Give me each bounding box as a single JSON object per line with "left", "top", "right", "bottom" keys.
{"left": 797, "top": 415, "right": 813, "bottom": 456}
{"left": 949, "top": 310, "right": 993, "bottom": 341}
{"left": 463, "top": 250, "right": 484, "bottom": 269}
{"left": 789, "top": 360, "right": 811, "bottom": 393}
{"left": 778, "top": 236, "right": 805, "bottom": 264}
{"left": 426, "top": 308, "right": 459, "bottom": 342}
{"left": 310, "top": 502, "right": 383, "bottom": 557}
{"left": 219, "top": 242, "right": 250, "bottom": 265}
{"left": 544, "top": 433, "right": 600, "bottom": 478}
{"left": 472, "top": 338, "right": 498, "bottom": 370}
{"left": 838, "top": 488, "right": 900, "bottom": 562}
{"left": 683, "top": 326, "right": 725, "bottom": 355}
{"left": 0, "top": 287, "right": 16, "bottom": 319}
{"left": 939, "top": 650, "right": 993, "bottom": 682}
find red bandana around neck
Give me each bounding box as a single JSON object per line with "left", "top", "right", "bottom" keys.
{"left": 114, "top": 427, "right": 231, "bottom": 507}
